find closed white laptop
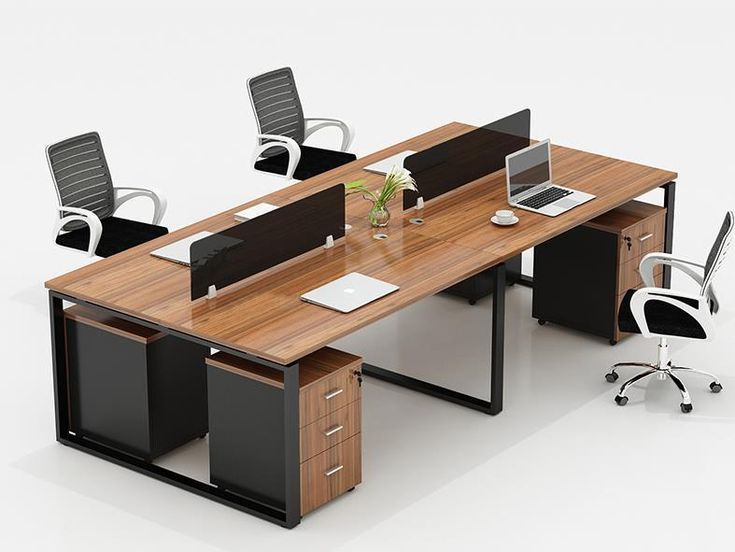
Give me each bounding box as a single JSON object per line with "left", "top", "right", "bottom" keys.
{"left": 300, "top": 272, "right": 399, "bottom": 313}
{"left": 150, "top": 231, "right": 213, "bottom": 266}
{"left": 363, "top": 150, "right": 416, "bottom": 175}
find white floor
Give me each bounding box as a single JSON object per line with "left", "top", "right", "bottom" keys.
{"left": 3, "top": 1, "right": 735, "bottom": 551}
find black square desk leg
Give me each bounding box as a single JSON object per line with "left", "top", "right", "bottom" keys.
{"left": 49, "top": 292, "right": 70, "bottom": 441}
{"left": 663, "top": 181, "right": 676, "bottom": 289}
{"left": 490, "top": 263, "right": 506, "bottom": 415}
{"left": 283, "top": 363, "right": 301, "bottom": 528}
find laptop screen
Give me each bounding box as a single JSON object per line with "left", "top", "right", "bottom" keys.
{"left": 507, "top": 141, "right": 551, "bottom": 198}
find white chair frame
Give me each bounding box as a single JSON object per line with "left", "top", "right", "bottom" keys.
{"left": 53, "top": 186, "right": 167, "bottom": 257}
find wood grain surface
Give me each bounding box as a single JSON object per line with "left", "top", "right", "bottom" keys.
{"left": 300, "top": 433, "right": 361, "bottom": 515}
{"left": 46, "top": 122, "right": 677, "bottom": 364}
{"left": 64, "top": 305, "right": 165, "bottom": 344}
{"left": 299, "top": 401, "right": 361, "bottom": 462}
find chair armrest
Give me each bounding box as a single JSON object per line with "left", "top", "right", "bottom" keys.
{"left": 629, "top": 286, "right": 714, "bottom": 340}
{"left": 639, "top": 252, "right": 705, "bottom": 287}
{"left": 53, "top": 206, "right": 102, "bottom": 257}
{"left": 253, "top": 134, "right": 301, "bottom": 179}
{"left": 113, "top": 186, "right": 167, "bottom": 225}
{"left": 639, "top": 252, "right": 723, "bottom": 313}
{"left": 304, "top": 117, "right": 354, "bottom": 152}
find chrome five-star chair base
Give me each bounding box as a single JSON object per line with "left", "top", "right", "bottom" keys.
{"left": 605, "top": 337, "right": 722, "bottom": 413}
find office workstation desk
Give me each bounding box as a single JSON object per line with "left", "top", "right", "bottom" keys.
{"left": 45, "top": 122, "right": 677, "bottom": 527}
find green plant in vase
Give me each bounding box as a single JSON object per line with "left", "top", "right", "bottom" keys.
{"left": 345, "top": 166, "right": 418, "bottom": 228}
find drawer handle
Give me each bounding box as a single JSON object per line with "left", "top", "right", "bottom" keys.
{"left": 324, "top": 388, "right": 344, "bottom": 400}
{"left": 638, "top": 233, "right": 654, "bottom": 242}
{"left": 324, "top": 424, "right": 344, "bottom": 437}
{"left": 325, "top": 465, "right": 344, "bottom": 477}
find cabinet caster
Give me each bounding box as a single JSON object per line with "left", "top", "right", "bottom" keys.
{"left": 605, "top": 372, "right": 619, "bottom": 383}
{"left": 347, "top": 487, "right": 356, "bottom": 492}
{"left": 614, "top": 395, "right": 628, "bottom": 406}
{"left": 468, "top": 299, "right": 477, "bottom": 306}
{"left": 537, "top": 319, "right": 546, "bottom": 326}
{"left": 710, "top": 382, "right": 723, "bottom": 393}
{"left": 680, "top": 402, "right": 693, "bottom": 413}
{"left": 609, "top": 339, "right": 618, "bottom": 346}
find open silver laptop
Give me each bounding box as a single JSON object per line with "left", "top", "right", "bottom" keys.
{"left": 300, "top": 272, "right": 399, "bottom": 313}
{"left": 506, "top": 140, "right": 595, "bottom": 217}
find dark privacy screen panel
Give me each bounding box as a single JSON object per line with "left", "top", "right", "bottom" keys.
{"left": 190, "top": 184, "right": 346, "bottom": 300}
{"left": 402, "top": 109, "right": 531, "bottom": 209}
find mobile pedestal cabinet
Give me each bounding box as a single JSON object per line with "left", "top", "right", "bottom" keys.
{"left": 206, "top": 347, "right": 362, "bottom": 516}
{"left": 64, "top": 305, "right": 209, "bottom": 460}
{"left": 533, "top": 200, "right": 666, "bottom": 344}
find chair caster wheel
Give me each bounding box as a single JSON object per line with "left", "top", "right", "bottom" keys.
{"left": 605, "top": 372, "right": 619, "bottom": 383}
{"left": 615, "top": 395, "right": 628, "bottom": 406}
{"left": 468, "top": 299, "right": 477, "bottom": 306}
{"left": 680, "top": 402, "right": 693, "bottom": 413}
{"left": 538, "top": 319, "right": 546, "bottom": 326}
{"left": 710, "top": 382, "right": 723, "bottom": 393}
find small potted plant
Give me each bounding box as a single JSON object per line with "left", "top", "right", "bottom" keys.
{"left": 345, "top": 166, "right": 418, "bottom": 228}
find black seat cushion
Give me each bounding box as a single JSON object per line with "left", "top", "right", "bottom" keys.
{"left": 618, "top": 288, "right": 706, "bottom": 339}
{"left": 56, "top": 216, "right": 168, "bottom": 258}
{"left": 254, "top": 144, "right": 357, "bottom": 180}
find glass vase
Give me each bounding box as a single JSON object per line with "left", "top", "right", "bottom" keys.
{"left": 368, "top": 204, "right": 390, "bottom": 227}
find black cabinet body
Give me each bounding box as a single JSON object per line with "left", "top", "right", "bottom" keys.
{"left": 532, "top": 226, "right": 618, "bottom": 340}
{"left": 66, "top": 317, "right": 209, "bottom": 460}
{"left": 207, "top": 366, "right": 287, "bottom": 510}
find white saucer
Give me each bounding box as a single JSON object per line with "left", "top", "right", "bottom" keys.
{"left": 491, "top": 215, "right": 519, "bottom": 226}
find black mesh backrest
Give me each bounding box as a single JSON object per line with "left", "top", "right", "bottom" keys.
{"left": 702, "top": 211, "right": 734, "bottom": 293}
{"left": 47, "top": 132, "right": 115, "bottom": 230}
{"left": 247, "top": 67, "right": 305, "bottom": 157}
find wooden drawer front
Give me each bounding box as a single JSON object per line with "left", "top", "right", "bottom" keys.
{"left": 619, "top": 213, "right": 665, "bottom": 263}
{"left": 301, "top": 434, "right": 361, "bottom": 515}
{"left": 300, "top": 401, "right": 361, "bottom": 462}
{"left": 300, "top": 366, "right": 360, "bottom": 427}
{"left": 620, "top": 259, "right": 664, "bottom": 292}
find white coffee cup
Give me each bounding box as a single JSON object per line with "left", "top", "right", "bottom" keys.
{"left": 496, "top": 209, "right": 515, "bottom": 222}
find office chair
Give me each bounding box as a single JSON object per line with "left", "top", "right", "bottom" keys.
{"left": 247, "top": 67, "right": 357, "bottom": 180}
{"left": 606, "top": 211, "right": 733, "bottom": 413}
{"left": 48, "top": 132, "right": 169, "bottom": 257}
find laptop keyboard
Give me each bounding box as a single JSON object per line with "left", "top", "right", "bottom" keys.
{"left": 518, "top": 186, "right": 572, "bottom": 210}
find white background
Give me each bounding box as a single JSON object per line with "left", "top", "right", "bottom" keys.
{"left": 2, "top": 1, "right": 735, "bottom": 550}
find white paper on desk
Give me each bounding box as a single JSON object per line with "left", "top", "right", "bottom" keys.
{"left": 363, "top": 150, "right": 417, "bottom": 175}
{"left": 234, "top": 202, "right": 278, "bottom": 221}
